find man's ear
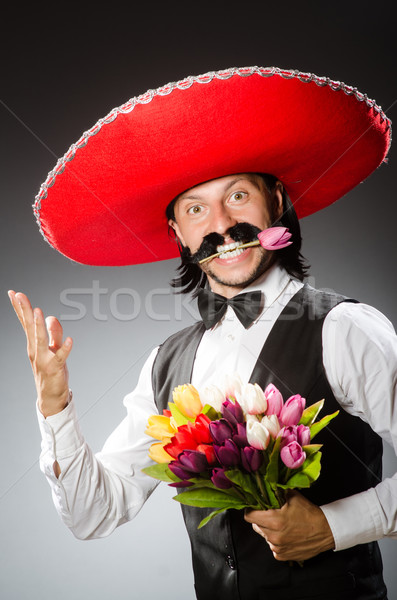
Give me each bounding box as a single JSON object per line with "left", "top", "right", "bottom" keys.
{"left": 273, "top": 182, "right": 284, "bottom": 221}
{"left": 168, "top": 219, "right": 186, "bottom": 247}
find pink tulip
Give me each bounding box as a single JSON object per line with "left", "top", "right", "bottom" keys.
{"left": 257, "top": 227, "right": 292, "bottom": 250}
{"left": 278, "top": 424, "right": 310, "bottom": 448}
{"left": 280, "top": 394, "right": 306, "bottom": 426}
{"left": 264, "top": 384, "right": 284, "bottom": 417}
{"left": 280, "top": 441, "right": 306, "bottom": 469}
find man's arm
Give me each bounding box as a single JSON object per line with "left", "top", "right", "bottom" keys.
{"left": 9, "top": 290, "right": 160, "bottom": 539}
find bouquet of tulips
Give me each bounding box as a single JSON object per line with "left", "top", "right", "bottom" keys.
{"left": 143, "top": 376, "right": 338, "bottom": 529}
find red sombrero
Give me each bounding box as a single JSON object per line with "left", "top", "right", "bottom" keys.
{"left": 33, "top": 66, "right": 391, "bottom": 266}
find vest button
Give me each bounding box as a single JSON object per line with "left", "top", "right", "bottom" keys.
{"left": 226, "top": 555, "right": 236, "bottom": 570}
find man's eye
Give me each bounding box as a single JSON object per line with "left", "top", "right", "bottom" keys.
{"left": 230, "top": 192, "right": 247, "bottom": 202}
{"left": 188, "top": 205, "right": 202, "bottom": 214}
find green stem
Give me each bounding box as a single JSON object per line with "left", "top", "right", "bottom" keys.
{"left": 254, "top": 472, "right": 270, "bottom": 510}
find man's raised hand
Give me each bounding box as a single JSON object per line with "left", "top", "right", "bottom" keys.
{"left": 8, "top": 291, "right": 73, "bottom": 418}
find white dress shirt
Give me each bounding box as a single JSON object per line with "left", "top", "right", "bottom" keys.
{"left": 37, "top": 264, "right": 397, "bottom": 550}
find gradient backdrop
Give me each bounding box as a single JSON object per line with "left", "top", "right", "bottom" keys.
{"left": 1, "top": 3, "right": 396, "bottom": 599}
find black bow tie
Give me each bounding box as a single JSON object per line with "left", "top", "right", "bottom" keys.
{"left": 197, "top": 288, "right": 263, "bottom": 330}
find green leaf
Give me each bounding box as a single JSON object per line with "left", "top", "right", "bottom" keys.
{"left": 300, "top": 450, "right": 322, "bottom": 482}
{"left": 310, "top": 411, "right": 339, "bottom": 440}
{"left": 142, "top": 464, "right": 178, "bottom": 483}
{"left": 266, "top": 436, "right": 281, "bottom": 484}
{"left": 201, "top": 405, "right": 221, "bottom": 420}
{"left": 301, "top": 444, "right": 323, "bottom": 457}
{"left": 278, "top": 450, "right": 322, "bottom": 489}
{"left": 198, "top": 509, "right": 227, "bottom": 529}
{"left": 169, "top": 402, "right": 191, "bottom": 426}
{"left": 278, "top": 472, "right": 312, "bottom": 489}
{"left": 173, "top": 487, "right": 248, "bottom": 509}
{"left": 299, "top": 400, "right": 324, "bottom": 426}
{"left": 224, "top": 470, "right": 259, "bottom": 505}
{"left": 277, "top": 451, "right": 322, "bottom": 490}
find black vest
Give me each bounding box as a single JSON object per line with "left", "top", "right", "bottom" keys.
{"left": 152, "top": 286, "right": 387, "bottom": 600}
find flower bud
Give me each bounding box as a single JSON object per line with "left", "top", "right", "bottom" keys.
{"left": 200, "top": 384, "right": 225, "bottom": 413}
{"left": 211, "top": 468, "right": 233, "bottom": 489}
{"left": 246, "top": 419, "right": 270, "bottom": 450}
{"left": 261, "top": 414, "right": 280, "bottom": 438}
{"left": 241, "top": 446, "right": 264, "bottom": 473}
{"left": 280, "top": 441, "right": 306, "bottom": 469}
{"left": 172, "top": 384, "right": 203, "bottom": 419}
{"left": 264, "top": 384, "right": 284, "bottom": 417}
{"left": 280, "top": 394, "right": 306, "bottom": 426}
{"left": 238, "top": 383, "right": 267, "bottom": 415}
{"left": 221, "top": 373, "right": 243, "bottom": 399}
{"left": 214, "top": 439, "right": 241, "bottom": 467}
{"left": 209, "top": 419, "right": 234, "bottom": 445}
{"left": 222, "top": 399, "right": 245, "bottom": 426}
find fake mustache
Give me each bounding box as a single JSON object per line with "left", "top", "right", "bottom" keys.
{"left": 183, "top": 223, "right": 262, "bottom": 264}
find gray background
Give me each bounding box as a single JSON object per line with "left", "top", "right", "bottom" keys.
{"left": 1, "top": 2, "right": 396, "bottom": 598}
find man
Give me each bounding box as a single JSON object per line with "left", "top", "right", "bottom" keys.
{"left": 9, "top": 67, "right": 396, "bottom": 599}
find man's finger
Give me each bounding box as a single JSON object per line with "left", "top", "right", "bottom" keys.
{"left": 54, "top": 337, "right": 73, "bottom": 364}
{"left": 46, "top": 316, "right": 64, "bottom": 349}
{"left": 8, "top": 290, "right": 25, "bottom": 328}
{"left": 34, "top": 308, "right": 50, "bottom": 352}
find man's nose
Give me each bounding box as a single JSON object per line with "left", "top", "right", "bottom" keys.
{"left": 208, "top": 205, "right": 237, "bottom": 236}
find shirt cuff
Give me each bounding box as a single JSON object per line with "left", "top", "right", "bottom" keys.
{"left": 36, "top": 396, "right": 85, "bottom": 460}
{"left": 321, "top": 488, "right": 385, "bottom": 550}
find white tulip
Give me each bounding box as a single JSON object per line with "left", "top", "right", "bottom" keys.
{"left": 200, "top": 384, "right": 225, "bottom": 413}
{"left": 238, "top": 383, "right": 268, "bottom": 415}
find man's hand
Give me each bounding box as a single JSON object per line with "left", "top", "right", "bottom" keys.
{"left": 244, "top": 490, "right": 335, "bottom": 562}
{"left": 8, "top": 290, "right": 73, "bottom": 418}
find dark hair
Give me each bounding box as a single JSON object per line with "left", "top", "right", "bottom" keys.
{"left": 166, "top": 173, "right": 310, "bottom": 295}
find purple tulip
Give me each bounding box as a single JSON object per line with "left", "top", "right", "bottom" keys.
{"left": 264, "top": 384, "right": 284, "bottom": 417}
{"left": 241, "top": 446, "right": 264, "bottom": 473}
{"left": 168, "top": 461, "right": 194, "bottom": 480}
{"left": 222, "top": 399, "right": 244, "bottom": 426}
{"left": 280, "top": 441, "right": 306, "bottom": 469}
{"left": 168, "top": 480, "right": 194, "bottom": 488}
{"left": 178, "top": 449, "right": 209, "bottom": 473}
{"left": 233, "top": 422, "right": 248, "bottom": 447}
{"left": 280, "top": 394, "right": 306, "bottom": 426}
{"left": 209, "top": 419, "right": 234, "bottom": 445}
{"left": 211, "top": 468, "right": 233, "bottom": 489}
{"left": 214, "top": 439, "right": 241, "bottom": 467}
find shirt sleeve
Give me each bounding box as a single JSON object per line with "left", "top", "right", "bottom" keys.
{"left": 321, "top": 302, "right": 397, "bottom": 550}
{"left": 37, "top": 347, "right": 160, "bottom": 540}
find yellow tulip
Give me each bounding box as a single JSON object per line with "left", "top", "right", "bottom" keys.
{"left": 172, "top": 384, "right": 203, "bottom": 419}
{"left": 145, "top": 415, "right": 176, "bottom": 441}
{"left": 148, "top": 442, "right": 172, "bottom": 464}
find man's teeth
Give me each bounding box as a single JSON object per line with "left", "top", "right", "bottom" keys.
{"left": 216, "top": 241, "right": 245, "bottom": 259}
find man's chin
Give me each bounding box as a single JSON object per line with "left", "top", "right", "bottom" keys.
{"left": 204, "top": 253, "right": 275, "bottom": 291}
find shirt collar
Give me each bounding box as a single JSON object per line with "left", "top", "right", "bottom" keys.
{"left": 208, "top": 263, "right": 299, "bottom": 329}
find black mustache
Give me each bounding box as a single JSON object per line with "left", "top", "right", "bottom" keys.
{"left": 183, "top": 223, "right": 262, "bottom": 264}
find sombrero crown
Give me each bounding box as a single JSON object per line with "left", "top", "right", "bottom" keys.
{"left": 33, "top": 66, "right": 391, "bottom": 266}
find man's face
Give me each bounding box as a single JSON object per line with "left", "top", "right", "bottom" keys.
{"left": 169, "top": 174, "right": 283, "bottom": 297}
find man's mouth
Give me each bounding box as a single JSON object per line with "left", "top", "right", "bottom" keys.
{"left": 199, "top": 239, "right": 259, "bottom": 264}
{"left": 215, "top": 241, "right": 247, "bottom": 260}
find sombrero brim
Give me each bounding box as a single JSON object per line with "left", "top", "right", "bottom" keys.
{"left": 33, "top": 66, "right": 391, "bottom": 266}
